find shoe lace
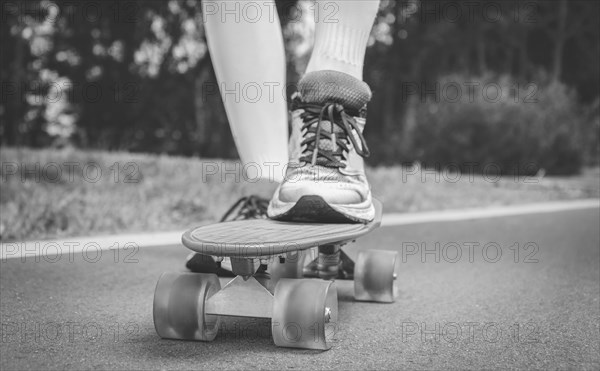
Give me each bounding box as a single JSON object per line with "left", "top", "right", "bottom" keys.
{"left": 293, "top": 95, "right": 371, "bottom": 168}
{"left": 220, "top": 195, "right": 269, "bottom": 222}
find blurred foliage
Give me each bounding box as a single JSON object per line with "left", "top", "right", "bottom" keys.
{"left": 1, "top": 0, "right": 599, "bottom": 174}
{"left": 409, "top": 74, "right": 587, "bottom": 175}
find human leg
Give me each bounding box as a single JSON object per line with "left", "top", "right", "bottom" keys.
{"left": 268, "top": 0, "right": 381, "bottom": 222}
{"left": 202, "top": 0, "right": 289, "bottom": 188}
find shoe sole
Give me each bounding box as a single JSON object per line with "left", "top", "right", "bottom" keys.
{"left": 270, "top": 195, "right": 367, "bottom": 223}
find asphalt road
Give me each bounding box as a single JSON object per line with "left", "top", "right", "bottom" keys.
{"left": 1, "top": 208, "right": 599, "bottom": 370}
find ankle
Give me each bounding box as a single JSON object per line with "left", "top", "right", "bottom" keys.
{"left": 305, "top": 59, "right": 363, "bottom": 81}
{"left": 240, "top": 178, "right": 280, "bottom": 199}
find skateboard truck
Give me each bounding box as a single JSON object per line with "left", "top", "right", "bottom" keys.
{"left": 205, "top": 275, "right": 273, "bottom": 318}
{"left": 317, "top": 244, "right": 341, "bottom": 280}
{"left": 229, "top": 257, "right": 261, "bottom": 278}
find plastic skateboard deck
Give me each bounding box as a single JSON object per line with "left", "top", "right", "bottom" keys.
{"left": 182, "top": 199, "right": 383, "bottom": 258}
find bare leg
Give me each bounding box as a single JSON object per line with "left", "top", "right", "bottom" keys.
{"left": 188, "top": 2, "right": 289, "bottom": 272}
{"left": 202, "top": 0, "right": 288, "bottom": 188}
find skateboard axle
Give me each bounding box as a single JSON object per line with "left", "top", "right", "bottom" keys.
{"left": 318, "top": 244, "right": 341, "bottom": 280}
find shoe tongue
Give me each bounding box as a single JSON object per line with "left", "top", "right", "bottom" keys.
{"left": 298, "top": 70, "right": 372, "bottom": 111}
{"left": 315, "top": 119, "right": 344, "bottom": 152}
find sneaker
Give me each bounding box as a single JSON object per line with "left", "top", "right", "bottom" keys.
{"left": 268, "top": 70, "right": 375, "bottom": 223}
{"left": 185, "top": 195, "right": 269, "bottom": 275}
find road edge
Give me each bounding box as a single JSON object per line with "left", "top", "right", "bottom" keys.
{"left": 2, "top": 199, "right": 598, "bottom": 260}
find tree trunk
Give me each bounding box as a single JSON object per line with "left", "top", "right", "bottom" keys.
{"left": 477, "top": 31, "right": 487, "bottom": 74}
{"left": 552, "top": 0, "right": 569, "bottom": 82}
{"left": 193, "top": 59, "right": 212, "bottom": 156}
{"left": 6, "top": 25, "right": 26, "bottom": 146}
{"left": 518, "top": 34, "right": 529, "bottom": 80}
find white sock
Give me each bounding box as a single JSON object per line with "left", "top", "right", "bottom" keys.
{"left": 305, "top": 0, "right": 381, "bottom": 80}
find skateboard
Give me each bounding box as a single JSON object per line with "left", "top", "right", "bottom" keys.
{"left": 153, "top": 199, "right": 399, "bottom": 350}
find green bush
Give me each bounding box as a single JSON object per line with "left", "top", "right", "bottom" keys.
{"left": 409, "top": 73, "right": 588, "bottom": 175}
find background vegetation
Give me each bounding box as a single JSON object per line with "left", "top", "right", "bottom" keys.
{"left": 2, "top": 147, "right": 598, "bottom": 240}
{"left": 1, "top": 0, "right": 599, "bottom": 174}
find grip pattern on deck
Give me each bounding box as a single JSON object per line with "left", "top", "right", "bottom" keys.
{"left": 189, "top": 220, "right": 362, "bottom": 245}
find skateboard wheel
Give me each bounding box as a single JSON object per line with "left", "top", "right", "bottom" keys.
{"left": 354, "top": 250, "right": 399, "bottom": 303}
{"left": 272, "top": 279, "right": 337, "bottom": 350}
{"left": 153, "top": 272, "right": 221, "bottom": 341}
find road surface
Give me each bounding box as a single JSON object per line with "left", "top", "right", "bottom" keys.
{"left": 1, "top": 207, "right": 598, "bottom": 370}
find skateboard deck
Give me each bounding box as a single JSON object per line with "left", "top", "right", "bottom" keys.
{"left": 182, "top": 199, "right": 383, "bottom": 257}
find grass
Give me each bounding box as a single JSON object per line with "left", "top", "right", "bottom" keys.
{"left": 1, "top": 147, "right": 598, "bottom": 241}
